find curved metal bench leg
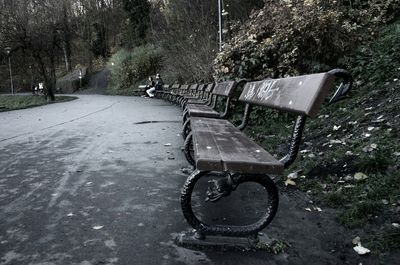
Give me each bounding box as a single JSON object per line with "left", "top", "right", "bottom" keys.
{"left": 177, "top": 171, "right": 279, "bottom": 250}
{"left": 182, "top": 110, "right": 189, "bottom": 124}
{"left": 181, "top": 98, "right": 188, "bottom": 109}
{"left": 182, "top": 119, "right": 191, "bottom": 139}
{"left": 183, "top": 133, "right": 195, "bottom": 166}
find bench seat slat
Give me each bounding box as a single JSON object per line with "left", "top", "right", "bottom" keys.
{"left": 191, "top": 117, "right": 284, "bottom": 174}
{"left": 187, "top": 104, "right": 220, "bottom": 118}
{"left": 186, "top": 98, "right": 208, "bottom": 104}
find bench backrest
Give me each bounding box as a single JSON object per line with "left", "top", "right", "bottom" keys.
{"left": 212, "top": 81, "right": 237, "bottom": 97}
{"left": 171, "top": 84, "right": 180, "bottom": 89}
{"left": 197, "top": 84, "right": 206, "bottom": 91}
{"left": 205, "top": 83, "right": 214, "bottom": 93}
{"left": 238, "top": 73, "right": 335, "bottom": 118}
{"left": 180, "top": 84, "right": 189, "bottom": 92}
{"left": 190, "top": 84, "right": 198, "bottom": 91}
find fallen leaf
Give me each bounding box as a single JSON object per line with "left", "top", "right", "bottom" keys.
{"left": 284, "top": 179, "right": 296, "bottom": 186}
{"left": 314, "top": 207, "right": 322, "bottom": 212}
{"left": 353, "top": 243, "right": 370, "bottom": 255}
{"left": 305, "top": 208, "right": 312, "bottom": 212}
{"left": 93, "top": 226, "right": 104, "bottom": 230}
{"left": 354, "top": 172, "right": 368, "bottom": 181}
{"left": 333, "top": 125, "right": 341, "bottom": 131}
{"left": 392, "top": 223, "right": 400, "bottom": 228}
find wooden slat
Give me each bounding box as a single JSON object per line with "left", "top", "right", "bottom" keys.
{"left": 191, "top": 118, "right": 284, "bottom": 174}
{"left": 212, "top": 81, "right": 237, "bottom": 96}
{"left": 187, "top": 104, "right": 220, "bottom": 118}
{"left": 205, "top": 83, "right": 215, "bottom": 93}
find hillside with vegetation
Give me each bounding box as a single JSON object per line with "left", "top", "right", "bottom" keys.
{"left": 1, "top": 0, "right": 399, "bottom": 259}
{"left": 212, "top": 0, "right": 400, "bottom": 256}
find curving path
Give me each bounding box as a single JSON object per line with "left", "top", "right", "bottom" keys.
{"left": 0, "top": 95, "right": 388, "bottom": 265}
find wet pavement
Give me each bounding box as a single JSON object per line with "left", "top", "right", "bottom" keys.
{"left": 0, "top": 95, "right": 391, "bottom": 265}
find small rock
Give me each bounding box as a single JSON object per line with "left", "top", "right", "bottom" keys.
{"left": 382, "top": 199, "right": 389, "bottom": 205}
{"left": 93, "top": 226, "right": 104, "bottom": 230}
{"left": 392, "top": 223, "right": 400, "bottom": 228}
{"left": 393, "top": 152, "right": 400, "bottom": 157}
{"left": 164, "top": 143, "right": 172, "bottom": 146}
{"left": 354, "top": 172, "right": 368, "bottom": 181}
{"left": 167, "top": 156, "right": 175, "bottom": 160}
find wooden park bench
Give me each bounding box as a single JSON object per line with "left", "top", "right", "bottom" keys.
{"left": 181, "top": 80, "right": 247, "bottom": 139}
{"left": 182, "top": 81, "right": 238, "bottom": 123}
{"left": 155, "top": 83, "right": 180, "bottom": 102}
{"left": 184, "top": 83, "right": 215, "bottom": 106}
{"left": 177, "top": 69, "right": 353, "bottom": 249}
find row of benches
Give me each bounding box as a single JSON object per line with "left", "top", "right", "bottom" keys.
{"left": 151, "top": 69, "right": 353, "bottom": 248}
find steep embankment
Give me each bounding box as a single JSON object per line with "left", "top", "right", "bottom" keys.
{"left": 214, "top": 1, "right": 400, "bottom": 257}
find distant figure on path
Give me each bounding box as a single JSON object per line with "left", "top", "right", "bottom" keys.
{"left": 155, "top": 73, "right": 164, "bottom": 92}
{"left": 146, "top": 76, "right": 156, "bottom": 97}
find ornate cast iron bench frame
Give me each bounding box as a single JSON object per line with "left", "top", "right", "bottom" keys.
{"left": 177, "top": 69, "right": 353, "bottom": 249}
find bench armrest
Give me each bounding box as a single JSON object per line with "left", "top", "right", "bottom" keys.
{"left": 328, "top": 69, "right": 353, "bottom": 104}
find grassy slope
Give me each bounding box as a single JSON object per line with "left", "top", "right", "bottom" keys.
{"left": 0, "top": 95, "right": 77, "bottom": 112}
{"left": 233, "top": 21, "right": 400, "bottom": 253}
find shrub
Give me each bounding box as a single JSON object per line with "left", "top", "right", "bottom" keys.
{"left": 341, "top": 20, "right": 400, "bottom": 84}
{"left": 213, "top": 0, "right": 400, "bottom": 80}
{"left": 108, "top": 45, "right": 163, "bottom": 93}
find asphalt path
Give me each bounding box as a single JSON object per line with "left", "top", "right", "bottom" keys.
{"left": 0, "top": 95, "right": 390, "bottom": 265}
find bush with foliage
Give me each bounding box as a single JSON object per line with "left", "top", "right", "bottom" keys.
{"left": 214, "top": 0, "right": 400, "bottom": 80}
{"left": 341, "top": 20, "right": 400, "bottom": 84}
{"left": 108, "top": 45, "right": 163, "bottom": 93}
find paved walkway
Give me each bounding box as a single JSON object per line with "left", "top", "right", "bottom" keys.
{"left": 0, "top": 95, "right": 385, "bottom": 265}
